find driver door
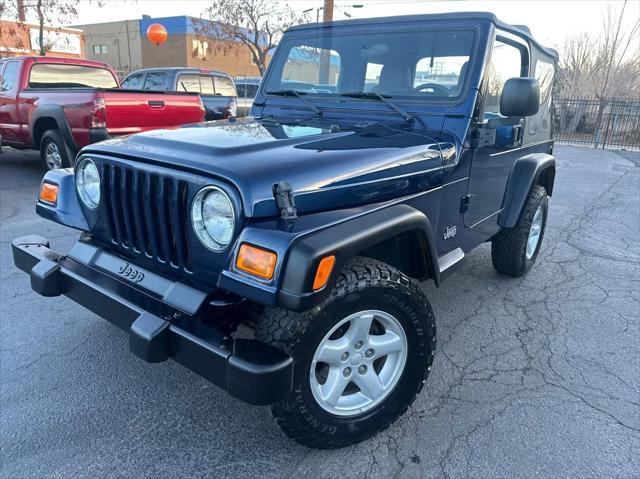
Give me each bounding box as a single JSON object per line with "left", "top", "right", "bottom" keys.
{"left": 464, "top": 37, "right": 528, "bottom": 229}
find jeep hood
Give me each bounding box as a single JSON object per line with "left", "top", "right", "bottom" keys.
{"left": 87, "top": 118, "right": 456, "bottom": 218}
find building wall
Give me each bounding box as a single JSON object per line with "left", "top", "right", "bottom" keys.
{"left": 73, "top": 20, "right": 142, "bottom": 78}
{"left": 0, "top": 20, "right": 84, "bottom": 59}
{"left": 139, "top": 16, "right": 264, "bottom": 77}
{"left": 140, "top": 34, "right": 189, "bottom": 69}
{"left": 186, "top": 36, "right": 263, "bottom": 77}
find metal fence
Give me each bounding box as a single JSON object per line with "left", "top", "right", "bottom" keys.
{"left": 554, "top": 98, "right": 640, "bottom": 150}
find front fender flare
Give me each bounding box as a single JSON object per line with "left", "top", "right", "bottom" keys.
{"left": 278, "top": 204, "right": 440, "bottom": 311}
{"left": 499, "top": 152, "right": 555, "bottom": 228}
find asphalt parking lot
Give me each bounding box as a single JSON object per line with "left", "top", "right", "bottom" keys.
{"left": 1, "top": 145, "right": 638, "bottom": 478}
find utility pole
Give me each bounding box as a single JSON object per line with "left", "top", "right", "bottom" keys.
{"left": 323, "top": 0, "right": 334, "bottom": 22}
{"left": 318, "top": 0, "right": 334, "bottom": 84}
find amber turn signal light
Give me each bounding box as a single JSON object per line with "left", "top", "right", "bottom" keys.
{"left": 313, "top": 255, "right": 336, "bottom": 291}
{"left": 236, "top": 243, "right": 277, "bottom": 280}
{"left": 39, "top": 182, "right": 59, "bottom": 204}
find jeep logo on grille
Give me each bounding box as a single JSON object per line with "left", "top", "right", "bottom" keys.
{"left": 117, "top": 262, "right": 145, "bottom": 283}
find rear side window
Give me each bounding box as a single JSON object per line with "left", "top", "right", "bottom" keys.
{"left": 483, "top": 40, "right": 525, "bottom": 119}
{"left": 213, "top": 75, "right": 236, "bottom": 96}
{"left": 122, "top": 73, "right": 144, "bottom": 89}
{"left": 28, "top": 64, "right": 118, "bottom": 88}
{"left": 200, "top": 76, "right": 215, "bottom": 95}
{"left": 535, "top": 60, "right": 555, "bottom": 107}
{"left": 177, "top": 74, "right": 201, "bottom": 93}
{"left": 0, "top": 62, "right": 20, "bottom": 92}
{"left": 143, "top": 72, "right": 169, "bottom": 91}
{"left": 244, "top": 84, "right": 258, "bottom": 98}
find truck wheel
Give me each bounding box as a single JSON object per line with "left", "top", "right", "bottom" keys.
{"left": 491, "top": 185, "right": 548, "bottom": 277}
{"left": 255, "top": 257, "right": 436, "bottom": 449}
{"left": 40, "top": 130, "right": 72, "bottom": 170}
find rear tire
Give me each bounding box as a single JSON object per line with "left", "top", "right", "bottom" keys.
{"left": 40, "top": 129, "right": 72, "bottom": 170}
{"left": 491, "top": 185, "right": 548, "bottom": 276}
{"left": 255, "top": 256, "right": 436, "bottom": 449}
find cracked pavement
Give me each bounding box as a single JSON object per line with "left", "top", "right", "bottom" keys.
{"left": 1, "top": 146, "right": 638, "bottom": 478}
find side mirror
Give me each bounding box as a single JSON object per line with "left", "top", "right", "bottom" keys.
{"left": 500, "top": 77, "right": 540, "bottom": 117}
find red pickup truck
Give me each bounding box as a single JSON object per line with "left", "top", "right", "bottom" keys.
{"left": 0, "top": 56, "right": 205, "bottom": 169}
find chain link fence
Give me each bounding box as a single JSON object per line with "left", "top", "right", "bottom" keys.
{"left": 554, "top": 98, "right": 640, "bottom": 150}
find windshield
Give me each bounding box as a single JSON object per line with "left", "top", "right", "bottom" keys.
{"left": 28, "top": 63, "right": 118, "bottom": 89}
{"left": 263, "top": 28, "right": 475, "bottom": 101}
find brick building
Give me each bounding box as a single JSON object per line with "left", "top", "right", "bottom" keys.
{"left": 0, "top": 20, "right": 84, "bottom": 59}
{"left": 75, "top": 15, "right": 263, "bottom": 79}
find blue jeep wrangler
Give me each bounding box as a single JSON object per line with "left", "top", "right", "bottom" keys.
{"left": 13, "top": 13, "right": 557, "bottom": 448}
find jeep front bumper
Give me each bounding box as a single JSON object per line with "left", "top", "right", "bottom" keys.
{"left": 11, "top": 235, "right": 293, "bottom": 406}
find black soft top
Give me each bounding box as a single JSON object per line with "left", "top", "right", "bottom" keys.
{"left": 287, "top": 11, "right": 558, "bottom": 61}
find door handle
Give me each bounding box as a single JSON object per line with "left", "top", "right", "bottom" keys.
{"left": 148, "top": 100, "right": 165, "bottom": 108}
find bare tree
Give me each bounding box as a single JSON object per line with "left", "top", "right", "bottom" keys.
{"left": 559, "top": 0, "right": 640, "bottom": 100}
{"left": 0, "top": 0, "right": 103, "bottom": 56}
{"left": 193, "top": 0, "right": 309, "bottom": 76}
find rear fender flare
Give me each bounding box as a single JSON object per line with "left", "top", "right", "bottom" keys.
{"left": 499, "top": 153, "right": 555, "bottom": 228}
{"left": 278, "top": 204, "right": 440, "bottom": 311}
{"left": 30, "top": 105, "right": 78, "bottom": 153}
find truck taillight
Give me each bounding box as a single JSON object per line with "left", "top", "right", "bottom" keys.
{"left": 90, "top": 97, "right": 106, "bottom": 129}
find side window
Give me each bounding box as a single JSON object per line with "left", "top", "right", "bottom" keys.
{"left": 122, "top": 73, "right": 144, "bottom": 89}
{"left": 236, "top": 83, "right": 247, "bottom": 97}
{"left": 484, "top": 40, "right": 524, "bottom": 119}
{"left": 143, "top": 71, "right": 169, "bottom": 91}
{"left": 245, "top": 84, "right": 258, "bottom": 98}
{"left": 212, "top": 75, "right": 237, "bottom": 96}
{"left": 526, "top": 58, "right": 556, "bottom": 141}
{"left": 200, "top": 75, "right": 214, "bottom": 95}
{"left": 0, "top": 62, "right": 20, "bottom": 92}
{"left": 535, "top": 60, "right": 554, "bottom": 108}
{"left": 177, "top": 74, "right": 201, "bottom": 93}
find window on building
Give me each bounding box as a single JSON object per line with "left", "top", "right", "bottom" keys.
{"left": 0, "top": 62, "right": 20, "bottom": 92}
{"left": 177, "top": 74, "right": 201, "bottom": 93}
{"left": 143, "top": 71, "right": 169, "bottom": 91}
{"left": 192, "top": 40, "right": 209, "bottom": 59}
{"left": 93, "top": 44, "right": 108, "bottom": 55}
{"left": 28, "top": 63, "right": 118, "bottom": 88}
{"left": 122, "top": 72, "right": 144, "bottom": 89}
{"left": 483, "top": 40, "right": 525, "bottom": 118}
{"left": 213, "top": 75, "right": 237, "bottom": 96}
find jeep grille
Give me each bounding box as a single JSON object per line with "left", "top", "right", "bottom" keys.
{"left": 101, "top": 164, "right": 193, "bottom": 272}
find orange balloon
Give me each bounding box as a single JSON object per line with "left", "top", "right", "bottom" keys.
{"left": 147, "top": 23, "right": 168, "bottom": 46}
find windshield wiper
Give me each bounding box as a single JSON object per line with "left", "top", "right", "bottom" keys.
{"left": 340, "top": 91, "right": 414, "bottom": 123}
{"left": 266, "top": 89, "right": 323, "bottom": 116}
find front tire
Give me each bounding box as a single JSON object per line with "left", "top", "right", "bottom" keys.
{"left": 255, "top": 257, "right": 436, "bottom": 449}
{"left": 491, "top": 184, "right": 548, "bottom": 276}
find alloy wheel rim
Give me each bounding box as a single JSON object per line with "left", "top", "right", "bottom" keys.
{"left": 526, "top": 205, "right": 544, "bottom": 259}
{"left": 45, "top": 143, "right": 62, "bottom": 170}
{"left": 309, "top": 309, "right": 408, "bottom": 417}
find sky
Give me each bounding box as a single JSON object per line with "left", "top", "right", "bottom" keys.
{"left": 45, "top": 0, "right": 640, "bottom": 52}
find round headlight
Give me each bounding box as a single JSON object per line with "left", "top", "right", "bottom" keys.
{"left": 75, "top": 158, "right": 100, "bottom": 208}
{"left": 191, "top": 186, "right": 235, "bottom": 251}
